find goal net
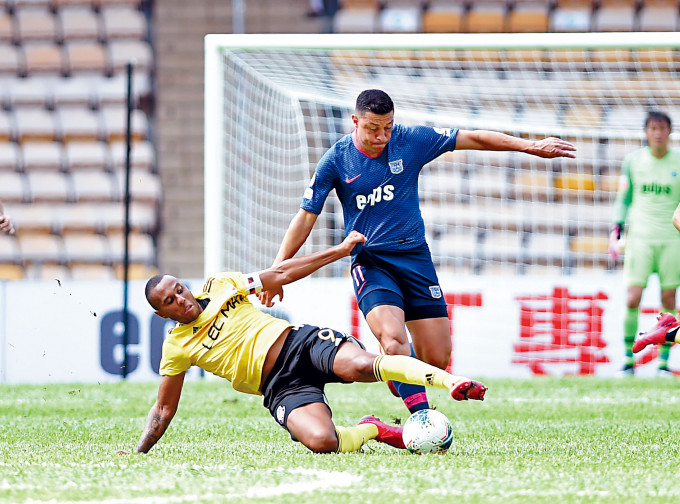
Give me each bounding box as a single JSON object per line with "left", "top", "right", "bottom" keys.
{"left": 205, "top": 32, "right": 680, "bottom": 279}
{"left": 204, "top": 32, "right": 680, "bottom": 377}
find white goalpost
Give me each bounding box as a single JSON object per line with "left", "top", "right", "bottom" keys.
{"left": 204, "top": 32, "right": 680, "bottom": 377}
{"left": 204, "top": 32, "right": 680, "bottom": 278}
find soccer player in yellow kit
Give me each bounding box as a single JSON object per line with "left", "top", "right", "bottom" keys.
{"left": 609, "top": 111, "right": 680, "bottom": 376}
{"left": 129, "top": 231, "right": 486, "bottom": 455}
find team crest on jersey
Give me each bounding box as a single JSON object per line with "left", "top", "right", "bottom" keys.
{"left": 276, "top": 405, "right": 286, "bottom": 425}
{"left": 389, "top": 159, "right": 404, "bottom": 174}
{"left": 429, "top": 285, "right": 442, "bottom": 298}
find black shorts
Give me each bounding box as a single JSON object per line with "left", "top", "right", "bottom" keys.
{"left": 261, "top": 324, "right": 364, "bottom": 433}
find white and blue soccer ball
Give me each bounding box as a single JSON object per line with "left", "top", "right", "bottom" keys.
{"left": 402, "top": 409, "right": 453, "bottom": 454}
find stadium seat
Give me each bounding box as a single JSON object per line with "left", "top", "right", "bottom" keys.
{"left": 108, "top": 230, "right": 155, "bottom": 264}
{"left": 638, "top": 4, "right": 679, "bottom": 31}
{"left": 100, "top": 5, "right": 148, "bottom": 40}
{"left": 378, "top": 3, "right": 422, "bottom": 33}
{"left": 0, "top": 141, "right": 21, "bottom": 171}
{"left": 466, "top": 2, "right": 507, "bottom": 33}
{"left": 507, "top": 2, "right": 549, "bottom": 32}
{"left": 525, "top": 232, "right": 568, "bottom": 266}
{"left": 64, "top": 141, "right": 110, "bottom": 171}
{"left": 562, "top": 106, "right": 603, "bottom": 129}
{"left": 0, "top": 110, "right": 12, "bottom": 142}
{"left": 115, "top": 168, "right": 161, "bottom": 203}
{"left": 14, "top": 106, "right": 60, "bottom": 144}
{"left": 70, "top": 263, "right": 116, "bottom": 280}
{"left": 96, "top": 0, "right": 143, "bottom": 7}
{"left": 481, "top": 230, "right": 524, "bottom": 263}
{"left": 0, "top": 12, "right": 15, "bottom": 44}
{"left": 0, "top": 44, "right": 23, "bottom": 75}
{"left": 17, "top": 233, "right": 65, "bottom": 265}
{"left": 56, "top": 106, "right": 102, "bottom": 143}
{"left": 107, "top": 39, "right": 153, "bottom": 74}
{"left": 333, "top": 8, "right": 377, "bottom": 33}
{"left": 114, "top": 262, "right": 158, "bottom": 281}
{"left": 57, "top": 6, "right": 101, "bottom": 42}
{"left": 0, "top": 232, "right": 21, "bottom": 263}
{"left": 109, "top": 140, "right": 155, "bottom": 171}
{"left": 20, "top": 141, "right": 65, "bottom": 171}
{"left": 513, "top": 170, "right": 553, "bottom": 202}
{"left": 15, "top": 8, "right": 59, "bottom": 43}
{"left": 0, "top": 171, "right": 28, "bottom": 202}
{"left": 100, "top": 106, "right": 148, "bottom": 142}
{"left": 71, "top": 170, "right": 118, "bottom": 201}
{"left": 52, "top": 75, "right": 96, "bottom": 107}
{"left": 63, "top": 231, "right": 111, "bottom": 264}
{"left": 0, "top": 262, "right": 25, "bottom": 280}
{"left": 422, "top": 1, "right": 464, "bottom": 33}
{"left": 26, "top": 170, "right": 72, "bottom": 202}
{"left": 22, "top": 42, "right": 65, "bottom": 75}
{"left": 64, "top": 40, "right": 109, "bottom": 75}
{"left": 11, "top": 202, "right": 58, "bottom": 234}
{"left": 634, "top": 48, "right": 677, "bottom": 72}
{"left": 604, "top": 106, "right": 648, "bottom": 132}
{"left": 57, "top": 202, "right": 104, "bottom": 234}
{"left": 550, "top": 5, "right": 592, "bottom": 32}
{"left": 52, "top": 0, "right": 96, "bottom": 8}
{"left": 6, "top": 76, "right": 54, "bottom": 108}
{"left": 592, "top": 5, "right": 637, "bottom": 31}
{"left": 23, "top": 262, "right": 71, "bottom": 280}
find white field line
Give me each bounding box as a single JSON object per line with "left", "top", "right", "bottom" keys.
{"left": 18, "top": 468, "right": 362, "bottom": 504}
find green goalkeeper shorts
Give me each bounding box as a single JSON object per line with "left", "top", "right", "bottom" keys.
{"left": 623, "top": 238, "right": 680, "bottom": 289}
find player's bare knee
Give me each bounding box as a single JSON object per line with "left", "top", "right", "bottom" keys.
{"left": 380, "top": 338, "right": 411, "bottom": 356}
{"left": 302, "top": 427, "right": 338, "bottom": 453}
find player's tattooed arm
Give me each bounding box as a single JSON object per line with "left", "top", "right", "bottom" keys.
{"left": 136, "top": 408, "right": 173, "bottom": 453}
{"left": 135, "top": 373, "right": 185, "bottom": 453}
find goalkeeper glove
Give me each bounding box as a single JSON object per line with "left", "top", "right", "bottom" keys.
{"left": 608, "top": 223, "right": 623, "bottom": 259}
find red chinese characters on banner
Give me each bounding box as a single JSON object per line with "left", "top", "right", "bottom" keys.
{"left": 513, "top": 286, "right": 609, "bottom": 376}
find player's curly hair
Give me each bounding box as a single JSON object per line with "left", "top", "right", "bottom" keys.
{"left": 355, "top": 89, "right": 394, "bottom": 116}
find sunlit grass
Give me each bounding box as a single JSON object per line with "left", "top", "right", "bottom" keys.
{"left": 2, "top": 377, "right": 680, "bottom": 503}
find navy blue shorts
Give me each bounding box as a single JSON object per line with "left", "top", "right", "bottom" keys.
{"left": 350, "top": 243, "right": 448, "bottom": 322}
{"left": 261, "top": 324, "right": 364, "bottom": 433}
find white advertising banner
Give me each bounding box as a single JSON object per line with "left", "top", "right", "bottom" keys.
{"left": 0, "top": 273, "right": 674, "bottom": 384}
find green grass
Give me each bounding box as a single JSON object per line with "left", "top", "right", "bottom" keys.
{"left": 2, "top": 377, "right": 680, "bottom": 503}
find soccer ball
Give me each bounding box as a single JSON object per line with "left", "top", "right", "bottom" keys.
{"left": 402, "top": 409, "right": 453, "bottom": 454}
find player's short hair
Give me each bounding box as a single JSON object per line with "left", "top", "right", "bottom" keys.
{"left": 355, "top": 89, "right": 394, "bottom": 116}
{"left": 145, "top": 273, "right": 166, "bottom": 308}
{"left": 645, "top": 110, "right": 672, "bottom": 129}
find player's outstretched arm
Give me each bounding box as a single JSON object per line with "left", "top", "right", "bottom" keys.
{"left": 259, "top": 230, "right": 365, "bottom": 301}
{"left": 135, "top": 373, "right": 185, "bottom": 453}
{"left": 455, "top": 129, "right": 576, "bottom": 159}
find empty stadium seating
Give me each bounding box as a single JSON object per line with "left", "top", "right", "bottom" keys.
{"left": 0, "top": 0, "right": 157, "bottom": 281}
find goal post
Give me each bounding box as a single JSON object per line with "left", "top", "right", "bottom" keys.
{"left": 204, "top": 32, "right": 680, "bottom": 278}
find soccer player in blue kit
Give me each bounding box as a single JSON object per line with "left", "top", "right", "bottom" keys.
{"left": 267, "top": 89, "right": 576, "bottom": 414}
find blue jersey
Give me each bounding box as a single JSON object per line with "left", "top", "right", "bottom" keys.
{"left": 301, "top": 124, "right": 459, "bottom": 252}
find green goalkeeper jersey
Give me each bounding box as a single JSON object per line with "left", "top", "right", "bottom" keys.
{"left": 612, "top": 146, "right": 680, "bottom": 243}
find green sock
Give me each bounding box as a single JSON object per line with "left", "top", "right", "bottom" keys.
{"left": 623, "top": 307, "right": 639, "bottom": 367}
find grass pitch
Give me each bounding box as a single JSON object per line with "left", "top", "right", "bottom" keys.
{"left": 2, "top": 377, "right": 680, "bottom": 504}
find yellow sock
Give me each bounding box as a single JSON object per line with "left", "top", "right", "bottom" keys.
{"left": 373, "top": 354, "right": 458, "bottom": 390}
{"left": 335, "top": 424, "right": 378, "bottom": 453}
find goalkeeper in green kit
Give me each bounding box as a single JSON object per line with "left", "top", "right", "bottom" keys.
{"left": 609, "top": 111, "right": 680, "bottom": 376}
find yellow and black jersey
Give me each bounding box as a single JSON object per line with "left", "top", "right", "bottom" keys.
{"left": 159, "top": 272, "right": 292, "bottom": 395}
